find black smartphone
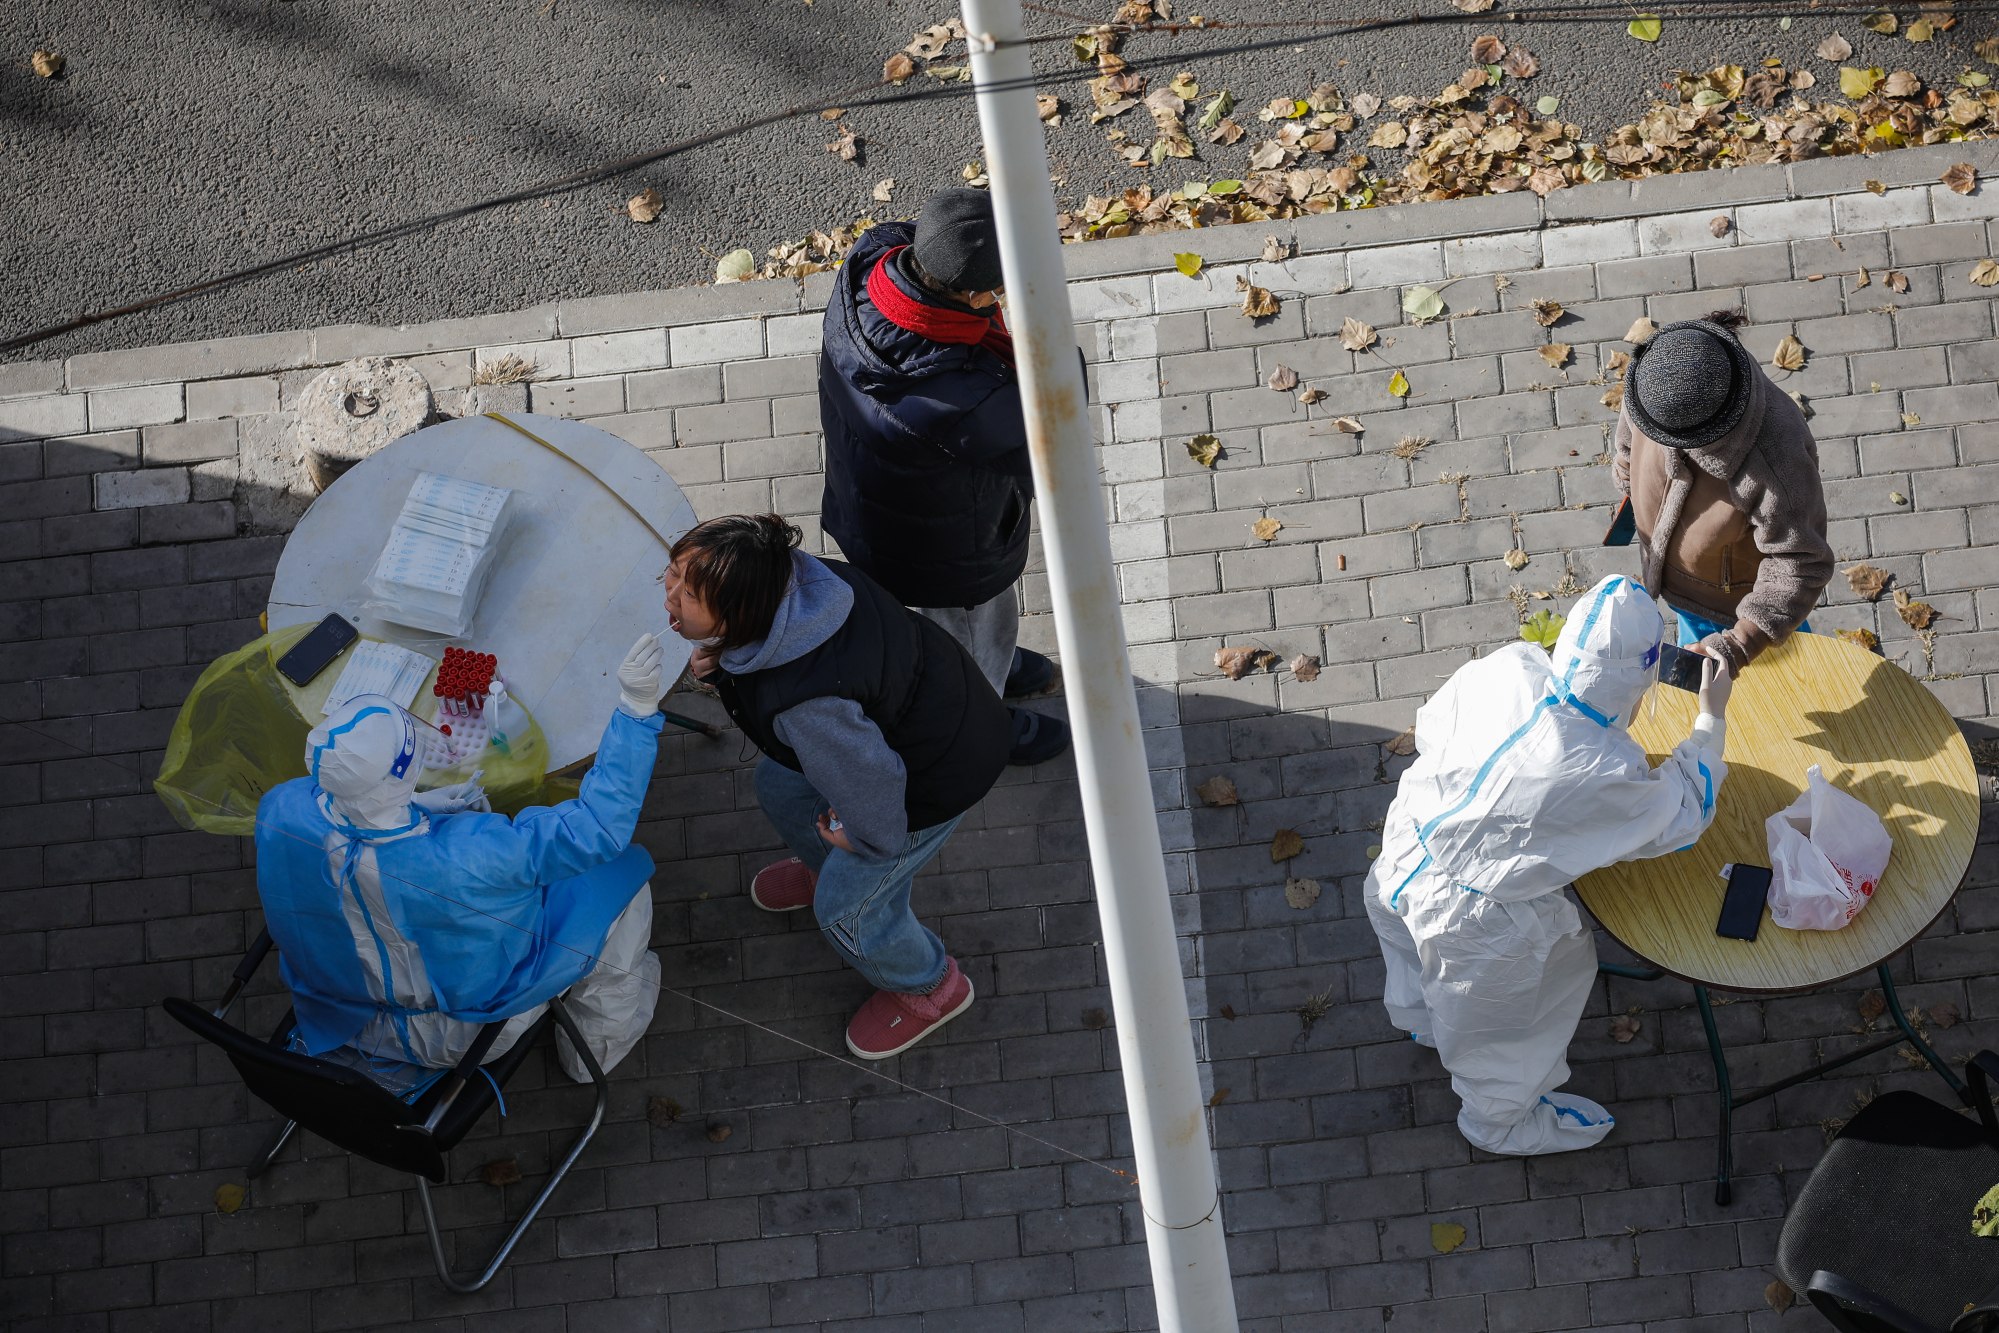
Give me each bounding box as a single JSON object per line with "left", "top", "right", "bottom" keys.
{"left": 1603, "top": 497, "right": 1637, "bottom": 546}
{"left": 1716, "top": 863, "right": 1773, "bottom": 941}
{"left": 1656, "top": 641, "right": 1703, "bottom": 694}
{"left": 276, "top": 613, "right": 360, "bottom": 687}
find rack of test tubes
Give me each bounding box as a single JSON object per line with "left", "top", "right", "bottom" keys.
{"left": 426, "top": 648, "right": 499, "bottom": 766}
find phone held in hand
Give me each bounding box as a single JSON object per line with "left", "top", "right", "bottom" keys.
{"left": 1655, "top": 642, "right": 1703, "bottom": 694}
{"left": 1716, "top": 863, "right": 1773, "bottom": 941}
{"left": 1602, "top": 497, "right": 1637, "bottom": 547}
{"left": 276, "top": 613, "right": 361, "bottom": 687}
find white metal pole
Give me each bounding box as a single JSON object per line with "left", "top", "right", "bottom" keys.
{"left": 956, "top": 4, "right": 1238, "bottom": 1328}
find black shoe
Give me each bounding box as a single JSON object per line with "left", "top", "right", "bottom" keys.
{"left": 1004, "top": 648, "right": 1056, "bottom": 698}
{"left": 1008, "top": 708, "right": 1071, "bottom": 766}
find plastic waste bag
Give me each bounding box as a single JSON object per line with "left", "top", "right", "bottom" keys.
{"left": 1764, "top": 764, "right": 1892, "bottom": 931}
{"left": 156, "top": 626, "right": 573, "bottom": 836}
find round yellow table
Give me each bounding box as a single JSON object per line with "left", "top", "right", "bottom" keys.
{"left": 1576, "top": 631, "right": 1981, "bottom": 1204}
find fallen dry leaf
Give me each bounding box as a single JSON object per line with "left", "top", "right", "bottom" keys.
{"left": 1284, "top": 876, "right": 1322, "bottom": 909}
{"left": 1859, "top": 989, "right": 1888, "bottom": 1023}
{"left": 1836, "top": 627, "right": 1881, "bottom": 651}
{"left": 1470, "top": 34, "right": 1507, "bottom": 64}
{"left": 1845, "top": 563, "right": 1892, "bottom": 600}
{"left": 1267, "top": 365, "right": 1300, "bottom": 392}
{"left": 1340, "top": 317, "right": 1379, "bottom": 351}
{"left": 30, "top": 49, "right": 63, "bottom": 78}
{"left": 706, "top": 1121, "right": 733, "bottom": 1143}
{"left": 1943, "top": 162, "right": 1978, "bottom": 194}
{"left": 884, "top": 52, "right": 916, "bottom": 82}
{"left": 1855, "top": 267, "right": 1872, "bottom": 288}
{"left": 1451, "top": 0, "right": 1496, "bottom": 10}
{"left": 1216, "top": 646, "right": 1280, "bottom": 679}
{"left": 1333, "top": 416, "right": 1364, "bottom": 434}
{"left": 1238, "top": 278, "right": 1280, "bottom": 320}
{"left": 1971, "top": 259, "right": 1999, "bottom": 287}
{"left": 1208, "top": 1087, "right": 1231, "bottom": 1107}
{"left": 1625, "top": 317, "right": 1658, "bottom": 345}
{"left": 1351, "top": 92, "right": 1382, "bottom": 118}
{"left": 1766, "top": 1280, "right": 1796, "bottom": 1314}
{"left": 826, "top": 124, "right": 861, "bottom": 162}
{"left": 1388, "top": 369, "right": 1410, "bottom": 398}
{"left": 1886, "top": 270, "right": 1910, "bottom": 293}
{"left": 1262, "top": 234, "right": 1290, "bottom": 263}
{"left": 1384, "top": 727, "right": 1417, "bottom": 757}
{"left": 1817, "top": 33, "right": 1854, "bottom": 61}
{"left": 1186, "top": 433, "right": 1221, "bottom": 467}
{"left": 214, "top": 1182, "right": 248, "bottom": 1213}
{"left": 480, "top": 1158, "right": 523, "bottom": 1187}
{"left": 1882, "top": 70, "right": 1922, "bottom": 98}
{"left": 1894, "top": 587, "right": 1938, "bottom": 628}
{"left": 1289, "top": 654, "right": 1322, "bottom": 681}
{"left": 1501, "top": 46, "right": 1539, "bottom": 78}
{"left": 1036, "top": 94, "right": 1062, "bottom": 124}
{"left": 1529, "top": 298, "right": 1564, "bottom": 327}
{"left": 1609, "top": 1013, "right": 1642, "bottom": 1043}
{"left": 1252, "top": 516, "right": 1284, "bottom": 542}
{"left": 1930, "top": 1001, "right": 1961, "bottom": 1028}
{"left": 646, "top": 1096, "right": 683, "bottom": 1127}
{"left": 1602, "top": 384, "right": 1626, "bottom": 410}
{"left": 1772, "top": 335, "right": 1808, "bottom": 371}
{"left": 1539, "top": 343, "right": 1573, "bottom": 369}
{"left": 905, "top": 21, "right": 957, "bottom": 59}
{"left": 1504, "top": 548, "right": 1530, "bottom": 570}
{"left": 1431, "top": 1222, "right": 1468, "bottom": 1254}
{"left": 1709, "top": 215, "right": 1732, "bottom": 237}
{"left": 1196, "top": 775, "right": 1240, "bottom": 806}
{"left": 1298, "top": 387, "right": 1328, "bottom": 405}
{"left": 872, "top": 178, "right": 896, "bottom": 203}
{"left": 1269, "top": 828, "right": 1305, "bottom": 862}
{"left": 626, "top": 187, "right": 665, "bottom": 224}
{"left": 1081, "top": 1006, "right": 1109, "bottom": 1029}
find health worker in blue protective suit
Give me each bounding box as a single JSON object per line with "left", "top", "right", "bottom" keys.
{"left": 1363, "top": 576, "right": 1734, "bottom": 1155}
{"left": 252, "top": 635, "right": 670, "bottom": 1087}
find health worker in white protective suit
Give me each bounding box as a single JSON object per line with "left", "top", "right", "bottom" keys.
{"left": 1363, "top": 575, "right": 1733, "bottom": 1155}
{"left": 252, "top": 635, "right": 670, "bottom": 1088}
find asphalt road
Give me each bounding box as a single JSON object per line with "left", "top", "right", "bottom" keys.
{"left": 1, "top": 0, "right": 1988, "bottom": 358}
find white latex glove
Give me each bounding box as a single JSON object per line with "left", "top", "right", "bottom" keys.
{"left": 618, "top": 633, "right": 664, "bottom": 717}
{"left": 1697, "top": 652, "right": 1734, "bottom": 720}
{"left": 414, "top": 773, "right": 488, "bottom": 815}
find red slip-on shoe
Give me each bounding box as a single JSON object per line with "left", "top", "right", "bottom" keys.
{"left": 845, "top": 957, "right": 974, "bottom": 1060}
{"left": 750, "top": 857, "right": 817, "bottom": 912}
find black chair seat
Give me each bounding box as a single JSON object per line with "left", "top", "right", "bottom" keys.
{"left": 1778, "top": 1089, "right": 1999, "bottom": 1331}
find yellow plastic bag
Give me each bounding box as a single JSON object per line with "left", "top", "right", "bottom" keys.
{"left": 155, "top": 627, "right": 572, "bottom": 835}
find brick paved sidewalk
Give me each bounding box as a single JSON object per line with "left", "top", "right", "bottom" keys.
{"left": 4, "top": 141, "right": 1998, "bottom": 1332}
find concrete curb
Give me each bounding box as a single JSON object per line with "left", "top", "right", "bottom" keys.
{"left": 7, "top": 141, "right": 1995, "bottom": 396}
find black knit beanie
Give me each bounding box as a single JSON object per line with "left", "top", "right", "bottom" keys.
{"left": 1626, "top": 320, "right": 1756, "bottom": 449}
{"left": 912, "top": 188, "right": 1005, "bottom": 293}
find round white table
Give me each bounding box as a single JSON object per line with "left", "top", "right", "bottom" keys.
{"left": 268, "top": 412, "right": 698, "bottom": 772}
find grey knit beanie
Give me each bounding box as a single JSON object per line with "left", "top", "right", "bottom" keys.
{"left": 1626, "top": 320, "right": 1756, "bottom": 449}
{"left": 912, "top": 188, "right": 1005, "bottom": 293}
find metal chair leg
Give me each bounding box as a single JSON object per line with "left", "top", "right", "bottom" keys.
{"left": 417, "top": 997, "right": 610, "bottom": 1294}
{"left": 247, "top": 1117, "right": 298, "bottom": 1180}
{"left": 1695, "top": 985, "right": 1734, "bottom": 1207}
{"left": 1877, "top": 964, "right": 1969, "bottom": 1103}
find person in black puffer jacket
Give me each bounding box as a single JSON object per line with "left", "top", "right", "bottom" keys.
{"left": 818, "top": 188, "right": 1071, "bottom": 767}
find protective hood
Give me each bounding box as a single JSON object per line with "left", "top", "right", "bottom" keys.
{"left": 1547, "top": 576, "right": 1665, "bottom": 729}
{"left": 306, "top": 695, "right": 424, "bottom": 835}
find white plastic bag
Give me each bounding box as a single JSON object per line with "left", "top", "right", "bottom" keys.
{"left": 1764, "top": 764, "right": 1892, "bottom": 931}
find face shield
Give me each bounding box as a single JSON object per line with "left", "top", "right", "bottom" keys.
{"left": 307, "top": 695, "right": 445, "bottom": 832}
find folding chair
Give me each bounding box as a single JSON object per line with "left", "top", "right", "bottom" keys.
{"left": 163, "top": 929, "right": 607, "bottom": 1292}
{"left": 1775, "top": 1050, "right": 1999, "bottom": 1333}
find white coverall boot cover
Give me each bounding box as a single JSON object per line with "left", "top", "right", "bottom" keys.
{"left": 1362, "top": 576, "right": 1728, "bottom": 1155}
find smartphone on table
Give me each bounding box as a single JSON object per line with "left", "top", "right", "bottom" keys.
{"left": 276, "top": 613, "right": 360, "bottom": 687}
{"left": 1716, "top": 863, "right": 1773, "bottom": 941}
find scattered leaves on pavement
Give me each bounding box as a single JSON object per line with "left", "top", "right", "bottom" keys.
{"left": 1290, "top": 654, "right": 1322, "bottom": 681}
{"left": 1536, "top": 94, "right": 1561, "bottom": 115}
{"left": 214, "top": 1182, "right": 248, "bottom": 1212}
{"left": 706, "top": 1121, "right": 733, "bottom": 1143}
{"left": 1845, "top": 563, "right": 1892, "bottom": 600}
{"left": 1270, "top": 828, "right": 1305, "bottom": 862}
{"left": 1890, "top": 490, "right": 1909, "bottom": 505}
{"left": 1530, "top": 298, "right": 1565, "bottom": 327}
{"left": 1895, "top": 587, "right": 1938, "bottom": 628}
{"left": 1238, "top": 278, "right": 1280, "bottom": 319}
{"left": 1817, "top": 33, "right": 1854, "bottom": 61}
{"left": 1081, "top": 1006, "right": 1110, "bottom": 1029}
{"left": 1609, "top": 1013, "right": 1643, "bottom": 1043}
{"left": 626, "top": 187, "right": 665, "bottom": 224}
{"left": 1943, "top": 162, "right": 1979, "bottom": 193}
{"left": 1403, "top": 284, "right": 1446, "bottom": 323}
{"left": 1285, "top": 876, "right": 1322, "bottom": 909}
{"left": 1333, "top": 416, "right": 1364, "bottom": 433}
{"left": 872, "top": 178, "right": 896, "bottom": 202}
{"left": 1392, "top": 435, "right": 1432, "bottom": 460}
{"left": 1037, "top": 94, "right": 1062, "bottom": 124}
{"left": 715, "top": 249, "right": 756, "bottom": 283}
{"left": 826, "top": 124, "right": 861, "bottom": 162}
{"left": 1470, "top": 34, "right": 1507, "bottom": 65}
{"left": 1299, "top": 386, "right": 1328, "bottom": 404}
{"left": 1539, "top": 343, "right": 1572, "bottom": 368}
{"left": 30, "top": 49, "right": 63, "bottom": 78}
{"left": 1504, "top": 548, "right": 1531, "bottom": 570}
{"left": 1886, "top": 270, "right": 1911, "bottom": 293}
{"left": 1186, "top": 433, "right": 1222, "bottom": 467}
{"left": 1388, "top": 369, "right": 1411, "bottom": 398}
{"left": 1859, "top": 989, "right": 1888, "bottom": 1023}
{"left": 1625, "top": 318, "right": 1658, "bottom": 345}
{"left": 1267, "top": 365, "right": 1300, "bottom": 392}
{"left": 479, "top": 1159, "right": 523, "bottom": 1187}
{"left": 1710, "top": 215, "right": 1732, "bottom": 237}
{"left": 1772, "top": 335, "right": 1808, "bottom": 371}
{"left": 1766, "top": 1280, "right": 1797, "bottom": 1314}
{"left": 1341, "top": 317, "right": 1379, "bottom": 351}
{"left": 1840, "top": 66, "right": 1885, "bottom": 98}
{"left": 1503, "top": 47, "right": 1540, "bottom": 79}
{"left": 1252, "top": 516, "right": 1284, "bottom": 541}
{"left": 1431, "top": 1223, "right": 1469, "bottom": 1253}
{"left": 1452, "top": 0, "right": 1496, "bottom": 11}
{"left": 1215, "top": 646, "right": 1280, "bottom": 679}
{"left": 905, "top": 21, "right": 960, "bottom": 59}
{"left": 883, "top": 52, "right": 916, "bottom": 82}
{"left": 1836, "top": 627, "right": 1882, "bottom": 651}
{"left": 647, "top": 1096, "right": 683, "bottom": 1127}
{"left": 1384, "top": 727, "right": 1418, "bottom": 756}
{"left": 1520, "top": 610, "right": 1565, "bottom": 648}
{"left": 1173, "top": 252, "right": 1203, "bottom": 278}
{"left": 1262, "top": 233, "right": 1291, "bottom": 263}
{"left": 1930, "top": 1001, "right": 1961, "bottom": 1028}
{"left": 1626, "top": 14, "right": 1662, "bottom": 41}
{"left": 1196, "top": 775, "right": 1241, "bottom": 806}
{"left": 1972, "top": 259, "right": 1999, "bottom": 286}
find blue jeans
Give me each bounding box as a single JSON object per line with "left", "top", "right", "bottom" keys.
{"left": 1673, "top": 606, "right": 1812, "bottom": 646}
{"left": 753, "top": 759, "right": 961, "bottom": 994}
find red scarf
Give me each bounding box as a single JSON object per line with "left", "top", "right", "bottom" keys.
{"left": 865, "top": 245, "right": 1014, "bottom": 367}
